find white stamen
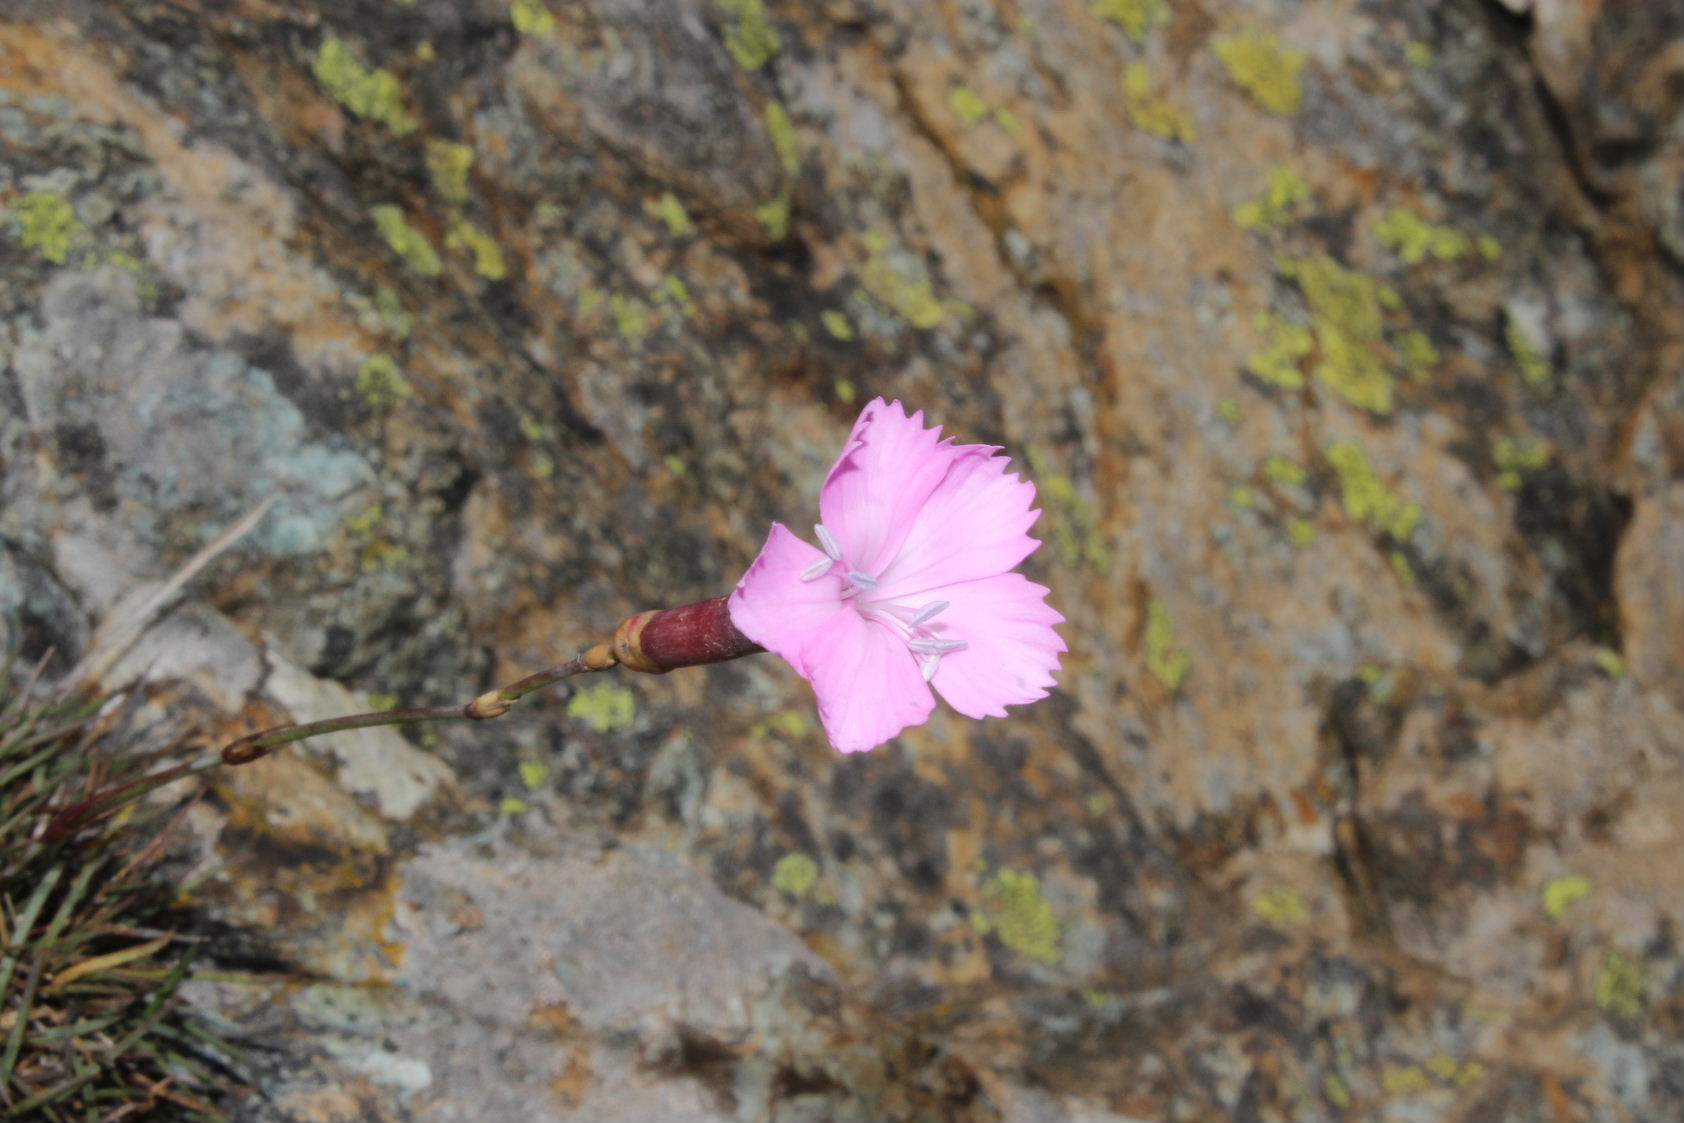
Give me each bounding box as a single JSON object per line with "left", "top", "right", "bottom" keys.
{"left": 846, "top": 570, "right": 878, "bottom": 590}
{"left": 814, "top": 523, "right": 843, "bottom": 561}
{"left": 800, "top": 557, "right": 834, "bottom": 581}
{"left": 909, "top": 600, "right": 949, "bottom": 627}
{"left": 921, "top": 656, "right": 939, "bottom": 682}
{"left": 908, "top": 637, "right": 967, "bottom": 655}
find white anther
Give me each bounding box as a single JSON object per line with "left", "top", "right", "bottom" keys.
{"left": 814, "top": 523, "right": 843, "bottom": 561}
{"left": 800, "top": 557, "right": 834, "bottom": 581}
{"left": 921, "top": 656, "right": 940, "bottom": 682}
{"left": 907, "top": 637, "right": 967, "bottom": 655}
{"left": 909, "top": 600, "right": 950, "bottom": 627}
{"left": 845, "top": 570, "right": 878, "bottom": 590}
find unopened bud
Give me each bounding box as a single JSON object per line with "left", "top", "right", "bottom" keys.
{"left": 613, "top": 595, "right": 764, "bottom": 674}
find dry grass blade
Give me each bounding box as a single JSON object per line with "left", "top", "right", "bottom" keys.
{"left": 66, "top": 496, "right": 275, "bottom": 693}
{"left": 47, "top": 936, "right": 172, "bottom": 991}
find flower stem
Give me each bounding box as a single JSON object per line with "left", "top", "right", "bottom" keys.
{"left": 219, "top": 643, "right": 620, "bottom": 765}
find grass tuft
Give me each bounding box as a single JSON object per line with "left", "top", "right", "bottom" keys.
{"left": 1, "top": 648, "right": 240, "bottom": 1121}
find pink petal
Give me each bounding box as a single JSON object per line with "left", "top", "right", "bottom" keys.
{"left": 873, "top": 445, "right": 1042, "bottom": 600}
{"left": 728, "top": 523, "right": 847, "bottom": 666}
{"left": 802, "top": 610, "right": 936, "bottom": 753}
{"left": 732, "top": 525, "right": 935, "bottom": 752}
{"left": 926, "top": 572, "right": 1066, "bottom": 720}
{"left": 817, "top": 399, "right": 957, "bottom": 576}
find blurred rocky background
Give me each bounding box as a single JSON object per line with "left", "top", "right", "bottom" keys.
{"left": 2, "top": 0, "right": 1680, "bottom": 1119}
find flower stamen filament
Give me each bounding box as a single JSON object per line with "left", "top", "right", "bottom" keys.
{"left": 814, "top": 523, "right": 843, "bottom": 561}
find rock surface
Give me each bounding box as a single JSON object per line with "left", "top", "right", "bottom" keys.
{"left": 2, "top": 1, "right": 1680, "bottom": 1119}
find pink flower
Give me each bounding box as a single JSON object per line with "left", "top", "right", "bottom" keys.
{"left": 728, "top": 399, "right": 1066, "bottom": 753}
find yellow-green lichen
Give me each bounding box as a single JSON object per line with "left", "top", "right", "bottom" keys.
{"left": 1594, "top": 648, "right": 1626, "bottom": 678}
{"left": 1247, "top": 312, "right": 1312, "bottom": 390}
{"left": 1233, "top": 164, "right": 1310, "bottom": 233}
{"left": 1376, "top": 206, "right": 1471, "bottom": 265}
{"left": 1322, "top": 1072, "right": 1353, "bottom": 1109}
{"left": 1214, "top": 29, "right": 1305, "bottom": 115}
{"left": 567, "top": 682, "right": 636, "bottom": 733}
{"left": 1542, "top": 875, "right": 1591, "bottom": 920}
{"left": 761, "top": 101, "right": 800, "bottom": 177}
{"left": 980, "top": 869, "right": 1062, "bottom": 965}
{"left": 609, "top": 294, "right": 651, "bottom": 340}
{"left": 1505, "top": 319, "right": 1552, "bottom": 387}
{"left": 366, "top": 692, "right": 400, "bottom": 712}
{"left": 416, "top": 41, "right": 436, "bottom": 62}
{"left": 1425, "top": 1054, "right": 1486, "bottom": 1088}
{"left": 756, "top": 710, "right": 811, "bottom": 740}
{"left": 1090, "top": 0, "right": 1169, "bottom": 42}
{"left": 1122, "top": 63, "right": 1196, "bottom": 141}
{"left": 95, "top": 250, "right": 157, "bottom": 301}
{"left": 821, "top": 309, "right": 854, "bottom": 341}
{"left": 857, "top": 229, "right": 946, "bottom": 329}
{"left": 1476, "top": 234, "right": 1502, "bottom": 262}
{"left": 499, "top": 796, "right": 529, "bottom": 815}
{"left": 371, "top": 204, "right": 443, "bottom": 276}
{"left": 656, "top": 274, "right": 696, "bottom": 317}
{"left": 1145, "top": 596, "right": 1191, "bottom": 692}
{"left": 1382, "top": 1064, "right": 1434, "bottom": 1096}
{"left": 1263, "top": 454, "right": 1307, "bottom": 486}
{"left": 1287, "top": 518, "right": 1317, "bottom": 547}
{"left": 719, "top": 0, "right": 781, "bottom": 70}
{"left": 771, "top": 852, "right": 819, "bottom": 898}
{"left": 994, "top": 107, "right": 1023, "bottom": 138}
{"left": 755, "top": 193, "right": 791, "bottom": 240}
{"left": 1397, "top": 329, "right": 1440, "bottom": 377}
{"left": 510, "top": 0, "right": 555, "bottom": 35}
{"left": 645, "top": 191, "right": 691, "bottom": 236}
{"left": 446, "top": 220, "right": 508, "bottom": 280}
{"left": 835, "top": 378, "right": 857, "bottom": 404}
{"left": 425, "top": 140, "right": 475, "bottom": 204}
{"left": 1029, "top": 451, "right": 1110, "bottom": 570}
{"left": 1284, "top": 255, "right": 1399, "bottom": 414}
{"left": 314, "top": 35, "right": 418, "bottom": 135}
{"left": 1228, "top": 484, "right": 1255, "bottom": 508}
{"left": 11, "top": 191, "right": 85, "bottom": 264}
{"left": 355, "top": 353, "right": 412, "bottom": 407}
{"left": 344, "top": 503, "right": 383, "bottom": 537}
{"left": 1216, "top": 397, "right": 1242, "bottom": 425}
{"left": 518, "top": 759, "right": 550, "bottom": 791}
{"left": 949, "top": 85, "right": 990, "bottom": 126}
{"left": 1405, "top": 41, "right": 1434, "bottom": 67}
{"left": 1597, "top": 948, "right": 1644, "bottom": 1016}
{"left": 1390, "top": 551, "right": 1415, "bottom": 585}
{"left": 375, "top": 285, "right": 413, "bottom": 338}
{"left": 1252, "top": 885, "right": 1307, "bottom": 926}
{"left": 1493, "top": 435, "right": 1548, "bottom": 492}
{"left": 344, "top": 503, "right": 407, "bottom": 573}
{"left": 1326, "top": 441, "right": 1421, "bottom": 541}
{"left": 577, "top": 284, "right": 604, "bottom": 316}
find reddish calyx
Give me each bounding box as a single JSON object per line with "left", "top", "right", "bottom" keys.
{"left": 613, "top": 595, "right": 764, "bottom": 674}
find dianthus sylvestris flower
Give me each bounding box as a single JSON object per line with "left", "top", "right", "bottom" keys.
{"left": 728, "top": 398, "right": 1066, "bottom": 753}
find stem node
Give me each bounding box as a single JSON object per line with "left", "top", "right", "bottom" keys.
{"left": 467, "top": 691, "right": 512, "bottom": 720}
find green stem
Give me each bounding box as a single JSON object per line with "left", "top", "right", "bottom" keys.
{"left": 219, "top": 645, "right": 618, "bottom": 766}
